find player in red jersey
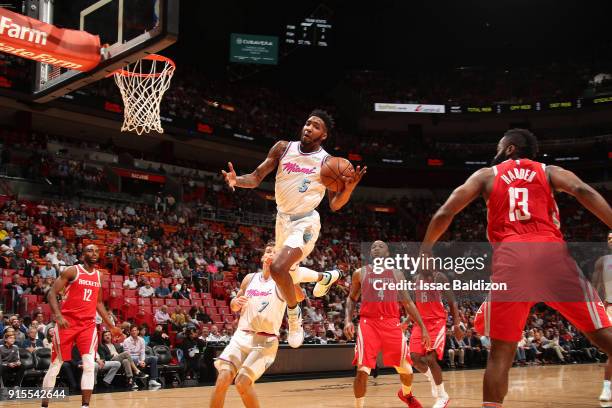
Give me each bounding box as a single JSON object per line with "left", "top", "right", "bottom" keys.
{"left": 419, "top": 129, "right": 612, "bottom": 408}
{"left": 344, "top": 240, "right": 431, "bottom": 408}
{"left": 41, "top": 245, "right": 120, "bottom": 408}
{"left": 410, "top": 270, "right": 462, "bottom": 408}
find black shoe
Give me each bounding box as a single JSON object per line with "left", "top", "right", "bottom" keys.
{"left": 136, "top": 371, "right": 149, "bottom": 379}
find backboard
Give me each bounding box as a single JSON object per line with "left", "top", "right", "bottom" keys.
{"left": 26, "top": 0, "right": 179, "bottom": 103}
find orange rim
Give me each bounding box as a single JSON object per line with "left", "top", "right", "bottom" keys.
{"left": 112, "top": 54, "right": 176, "bottom": 78}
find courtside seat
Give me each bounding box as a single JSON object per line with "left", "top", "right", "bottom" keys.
{"left": 18, "top": 349, "right": 36, "bottom": 386}
{"left": 153, "top": 345, "right": 183, "bottom": 386}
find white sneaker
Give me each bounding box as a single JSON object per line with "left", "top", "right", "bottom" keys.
{"left": 432, "top": 396, "right": 450, "bottom": 408}
{"left": 149, "top": 379, "right": 162, "bottom": 387}
{"left": 600, "top": 387, "right": 612, "bottom": 401}
{"left": 287, "top": 306, "right": 304, "bottom": 348}
{"left": 313, "top": 270, "right": 341, "bottom": 297}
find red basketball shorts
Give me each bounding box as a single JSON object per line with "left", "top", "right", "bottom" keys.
{"left": 475, "top": 241, "right": 611, "bottom": 342}
{"left": 475, "top": 300, "right": 610, "bottom": 342}
{"left": 52, "top": 318, "right": 98, "bottom": 361}
{"left": 353, "top": 317, "right": 410, "bottom": 369}
{"left": 410, "top": 318, "right": 447, "bottom": 360}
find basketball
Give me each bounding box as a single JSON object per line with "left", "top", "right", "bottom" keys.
{"left": 321, "top": 156, "right": 355, "bottom": 192}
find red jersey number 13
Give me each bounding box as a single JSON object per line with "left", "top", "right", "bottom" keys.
{"left": 508, "top": 187, "right": 531, "bottom": 222}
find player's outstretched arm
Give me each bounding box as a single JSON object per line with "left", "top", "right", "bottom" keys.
{"left": 438, "top": 272, "right": 463, "bottom": 339}
{"left": 230, "top": 273, "right": 255, "bottom": 312}
{"left": 221, "top": 141, "right": 289, "bottom": 191}
{"left": 328, "top": 165, "right": 367, "bottom": 212}
{"left": 421, "top": 167, "right": 490, "bottom": 250}
{"left": 548, "top": 165, "right": 612, "bottom": 229}
{"left": 97, "top": 289, "right": 120, "bottom": 335}
{"left": 343, "top": 268, "right": 362, "bottom": 340}
{"left": 47, "top": 266, "right": 78, "bottom": 328}
{"left": 393, "top": 269, "right": 431, "bottom": 348}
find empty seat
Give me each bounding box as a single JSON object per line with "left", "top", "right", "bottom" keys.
{"left": 138, "top": 298, "right": 151, "bottom": 306}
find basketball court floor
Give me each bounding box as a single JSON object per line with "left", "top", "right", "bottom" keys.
{"left": 3, "top": 363, "right": 610, "bottom": 407}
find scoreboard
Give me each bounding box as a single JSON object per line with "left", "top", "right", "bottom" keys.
{"left": 285, "top": 18, "right": 331, "bottom": 47}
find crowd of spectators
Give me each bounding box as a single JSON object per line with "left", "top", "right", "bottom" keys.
{"left": 76, "top": 62, "right": 612, "bottom": 158}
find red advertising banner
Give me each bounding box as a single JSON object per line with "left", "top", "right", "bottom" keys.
{"left": 0, "top": 7, "right": 100, "bottom": 71}
{"left": 112, "top": 168, "right": 166, "bottom": 184}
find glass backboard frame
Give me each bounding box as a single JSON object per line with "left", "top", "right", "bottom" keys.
{"left": 28, "top": 0, "right": 178, "bottom": 103}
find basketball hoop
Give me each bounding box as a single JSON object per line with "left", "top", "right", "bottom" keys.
{"left": 113, "top": 54, "right": 175, "bottom": 135}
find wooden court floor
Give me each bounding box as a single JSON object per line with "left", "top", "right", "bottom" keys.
{"left": 5, "top": 363, "right": 612, "bottom": 407}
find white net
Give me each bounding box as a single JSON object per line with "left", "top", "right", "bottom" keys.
{"left": 113, "top": 55, "right": 175, "bottom": 135}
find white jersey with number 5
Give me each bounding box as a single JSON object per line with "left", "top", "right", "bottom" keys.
{"left": 237, "top": 273, "right": 286, "bottom": 336}
{"left": 275, "top": 141, "right": 330, "bottom": 215}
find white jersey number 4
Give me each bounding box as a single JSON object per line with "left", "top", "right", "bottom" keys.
{"left": 508, "top": 187, "right": 531, "bottom": 221}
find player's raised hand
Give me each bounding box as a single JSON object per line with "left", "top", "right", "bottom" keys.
{"left": 341, "top": 165, "right": 367, "bottom": 191}
{"left": 55, "top": 314, "right": 70, "bottom": 329}
{"left": 344, "top": 320, "right": 355, "bottom": 340}
{"left": 221, "top": 162, "right": 237, "bottom": 191}
{"left": 233, "top": 295, "right": 248, "bottom": 310}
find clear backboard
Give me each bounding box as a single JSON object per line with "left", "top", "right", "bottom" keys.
{"left": 26, "top": 0, "right": 178, "bottom": 102}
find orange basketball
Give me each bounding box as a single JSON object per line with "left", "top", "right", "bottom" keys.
{"left": 321, "top": 157, "right": 355, "bottom": 192}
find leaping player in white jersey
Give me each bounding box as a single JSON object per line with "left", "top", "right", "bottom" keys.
{"left": 209, "top": 241, "right": 305, "bottom": 408}
{"left": 222, "top": 109, "right": 367, "bottom": 348}
{"left": 593, "top": 231, "right": 612, "bottom": 402}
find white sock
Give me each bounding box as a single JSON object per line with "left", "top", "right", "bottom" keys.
{"left": 287, "top": 305, "right": 300, "bottom": 315}
{"left": 355, "top": 397, "right": 365, "bottom": 408}
{"left": 604, "top": 380, "right": 611, "bottom": 389}
{"left": 436, "top": 382, "right": 448, "bottom": 398}
{"left": 423, "top": 368, "right": 437, "bottom": 397}
{"left": 298, "top": 267, "right": 320, "bottom": 283}
{"left": 424, "top": 368, "right": 435, "bottom": 384}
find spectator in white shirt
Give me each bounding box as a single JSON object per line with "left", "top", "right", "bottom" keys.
{"left": 213, "top": 256, "right": 224, "bottom": 269}
{"left": 226, "top": 253, "right": 236, "bottom": 267}
{"left": 122, "top": 326, "right": 161, "bottom": 387}
{"left": 154, "top": 305, "right": 172, "bottom": 325}
{"left": 95, "top": 217, "right": 107, "bottom": 229}
{"left": 195, "top": 253, "right": 206, "bottom": 266}
{"left": 39, "top": 261, "right": 57, "bottom": 279}
{"left": 123, "top": 273, "right": 138, "bottom": 290}
{"left": 138, "top": 281, "right": 155, "bottom": 298}
{"left": 56, "top": 254, "right": 67, "bottom": 273}
{"left": 206, "top": 325, "right": 224, "bottom": 342}
{"left": 124, "top": 205, "right": 136, "bottom": 216}
{"left": 45, "top": 247, "right": 59, "bottom": 267}
{"left": 74, "top": 223, "right": 90, "bottom": 237}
